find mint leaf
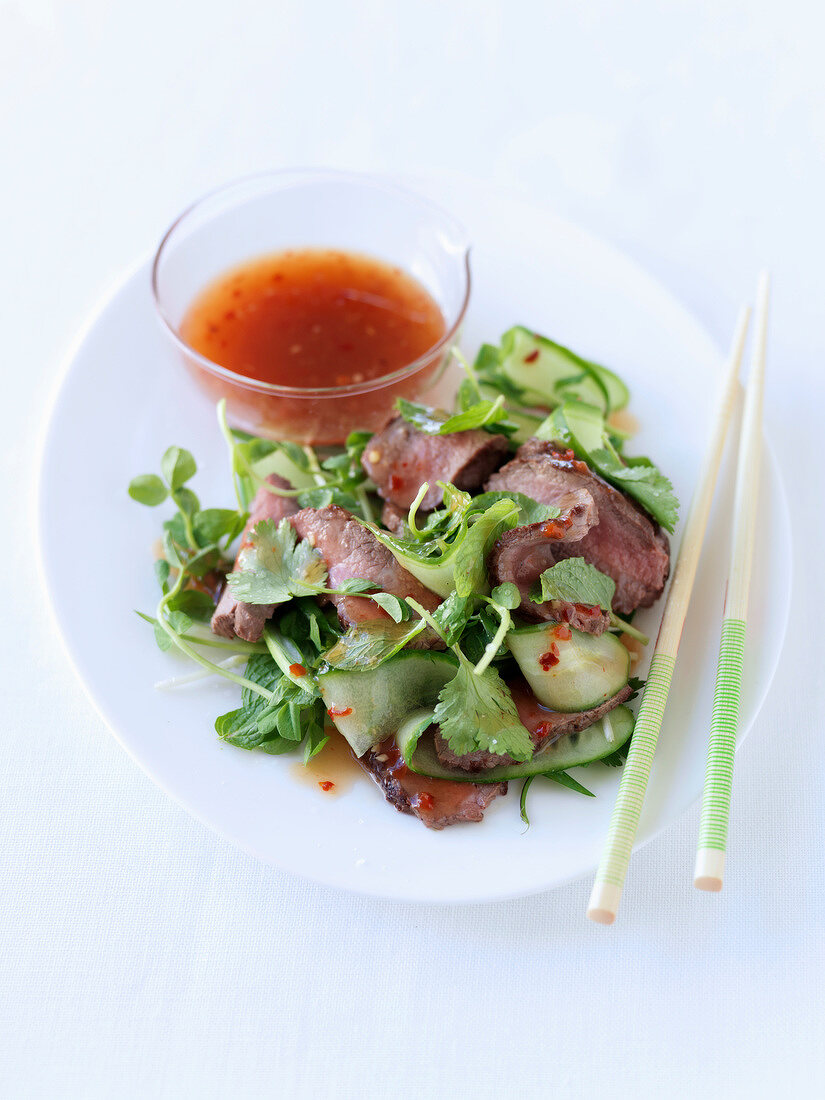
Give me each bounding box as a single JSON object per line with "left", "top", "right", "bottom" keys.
{"left": 591, "top": 449, "right": 679, "bottom": 533}
{"left": 227, "top": 518, "right": 327, "bottom": 605}
{"left": 532, "top": 557, "right": 615, "bottom": 611}
{"left": 469, "top": 491, "right": 560, "bottom": 526}
{"left": 323, "top": 619, "right": 427, "bottom": 670}
{"left": 536, "top": 401, "right": 679, "bottom": 533}
{"left": 215, "top": 653, "right": 326, "bottom": 756}
{"left": 369, "top": 592, "right": 409, "bottom": 622}
{"left": 396, "top": 397, "right": 511, "bottom": 436}
{"left": 434, "top": 652, "right": 532, "bottom": 761}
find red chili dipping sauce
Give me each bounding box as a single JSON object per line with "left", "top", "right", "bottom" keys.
{"left": 179, "top": 249, "right": 448, "bottom": 444}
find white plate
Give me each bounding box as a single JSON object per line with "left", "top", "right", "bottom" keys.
{"left": 38, "top": 176, "right": 791, "bottom": 903}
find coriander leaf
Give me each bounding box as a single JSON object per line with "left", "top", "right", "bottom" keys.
{"left": 626, "top": 676, "right": 645, "bottom": 701}
{"left": 129, "top": 474, "right": 168, "bottom": 506}
{"left": 227, "top": 518, "right": 327, "bottom": 605}
{"left": 532, "top": 557, "right": 616, "bottom": 611}
{"left": 323, "top": 619, "right": 426, "bottom": 670}
{"left": 161, "top": 446, "right": 197, "bottom": 490}
{"left": 434, "top": 651, "right": 532, "bottom": 761}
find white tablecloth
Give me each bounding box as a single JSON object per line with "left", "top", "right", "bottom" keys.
{"left": 3, "top": 2, "right": 823, "bottom": 1096}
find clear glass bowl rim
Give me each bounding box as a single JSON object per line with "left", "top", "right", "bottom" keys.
{"left": 151, "top": 168, "right": 472, "bottom": 398}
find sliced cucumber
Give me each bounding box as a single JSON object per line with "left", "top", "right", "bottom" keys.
{"left": 317, "top": 651, "right": 456, "bottom": 757}
{"left": 250, "top": 449, "right": 316, "bottom": 490}
{"left": 389, "top": 552, "right": 457, "bottom": 599}
{"left": 498, "top": 327, "right": 609, "bottom": 412}
{"left": 534, "top": 398, "right": 606, "bottom": 454}
{"left": 369, "top": 527, "right": 459, "bottom": 598}
{"left": 507, "top": 621, "right": 630, "bottom": 712}
{"left": 397, "top": 705, "right": 635, "bottom": 782}
{"left": 586, "top": 361, "right": 629, "bottom": 412}
{"left": 372, "top": 500, "right": 519, "bottom": 599}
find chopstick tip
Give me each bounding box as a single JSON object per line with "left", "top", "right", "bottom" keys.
{"left": 587, "top": 881, "right": 622, "bottom": 924}
{"left": 587, "top": 907, "right": 616, "bottom": 925}
{"left": 694, "top": 848, "right": 726, "bottom": 892}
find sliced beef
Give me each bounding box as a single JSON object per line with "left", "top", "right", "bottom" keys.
{"left": 380, "top": 501, "right": 408, "bottom": 536}
{"left": 486, "top": 440, "right": 669, "bottom": 614}
{"left": 362, "top": 416, "right": 509, "bottom": 511}
{"left": 433, "top": 678, "right": 632, "bottom": 772}
{"left": 362, "top": 738, "right": 507, "bottom": 828}
{"left": 509, "top": 677, "right": 632, "bottom": 750}
{"left": 288, "top": 504, "right": 442, "bottom": 636}
{"left": 487, "top": 487, "right": 608, "bottom": 631}
{"left": 211, "top": 475, "right": 299, "bottom": 643}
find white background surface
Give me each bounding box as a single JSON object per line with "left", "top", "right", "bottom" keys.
{"left": 2, "top": 1, "right": 823, "bottom": 1097}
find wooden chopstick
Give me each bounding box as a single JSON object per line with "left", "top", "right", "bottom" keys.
{"left": 694, "top": 273, "right": 769, "bottom": 891}
{"left": 587, "top": 305, "right": 752, "bottom": 925}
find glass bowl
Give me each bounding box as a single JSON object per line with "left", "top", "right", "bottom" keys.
{"left": 151, "top": 170, "right": 471, "bottom": 444}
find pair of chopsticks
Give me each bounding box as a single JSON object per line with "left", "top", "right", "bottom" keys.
{"left": 587, "top": 273, "right": 769, "bottom": 924}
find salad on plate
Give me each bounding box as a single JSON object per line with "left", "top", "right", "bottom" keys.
{"left": 129, "top": 326, "right": 678, "bottom": 829}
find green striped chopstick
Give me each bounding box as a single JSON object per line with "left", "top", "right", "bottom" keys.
{"left": 695, "top": 273, "right": 769, "bottom": 891}
{"left": 587, "top": 306, "right": 752, "bottom": 925}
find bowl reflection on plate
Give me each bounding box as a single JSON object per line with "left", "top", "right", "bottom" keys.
{"left": 151, "top": 170, "right": 471, "bottom": 445}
